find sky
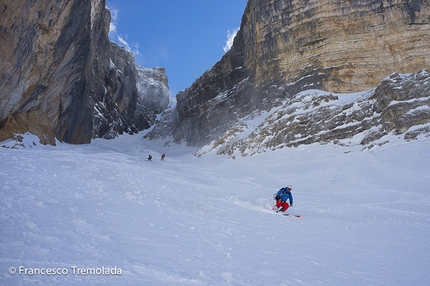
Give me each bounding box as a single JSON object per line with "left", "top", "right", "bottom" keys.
{"left": 106, "top": 0, "right": 248, "bottom": 96}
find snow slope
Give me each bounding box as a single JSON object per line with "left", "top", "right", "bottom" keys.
{"left": 1, "top": 133, "right": 429, "bottom": 285}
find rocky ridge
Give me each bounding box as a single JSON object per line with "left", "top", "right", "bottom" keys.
{"left": 197, "top": 71, "right": 430, "bottom": 157}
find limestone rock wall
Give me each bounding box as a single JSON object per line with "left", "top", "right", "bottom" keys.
{"left": 0, "top": 0, "right": 169, "bottom": 145}
{"left": 0, "top": 0, "right": 94, "bottom": 144}
{"left": 242, "top": 0, "right": 430, "bottom": 92}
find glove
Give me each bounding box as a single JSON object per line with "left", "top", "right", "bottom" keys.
{"left": 290, "top": 203, "right": 293, "bottom": 207}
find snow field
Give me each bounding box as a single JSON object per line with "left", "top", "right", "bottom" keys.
{"left": 1, "top": 133, "right": 429, "bottom": 285}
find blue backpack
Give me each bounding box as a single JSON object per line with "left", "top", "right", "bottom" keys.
{"left": 273, "top": 187, "right": 289, "bottom": 200}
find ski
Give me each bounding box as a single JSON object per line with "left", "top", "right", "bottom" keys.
{"left": 272, "top": 206, "right": 303, "bottom": 218}
{"left": 282, "top": 213, "right": 303, "bottom": 218}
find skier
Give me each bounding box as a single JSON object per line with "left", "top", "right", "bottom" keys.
{"left": 147, "top": 154, "right": 152, "bottom": 161}
{"left": 161, "top": 154, "right": 165, "bottom": 161}
{"left": 273, "top": 185, "right": 293, "bottom": 213}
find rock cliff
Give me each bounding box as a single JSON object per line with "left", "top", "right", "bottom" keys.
{"left": 0, "top": 0, "right": 169, "bottom": 145}
{"left": 242, "top": 0, "right": 430, "bottom": 92}
{"left": 149, "top": 0, "right": 430, "bottom": 150}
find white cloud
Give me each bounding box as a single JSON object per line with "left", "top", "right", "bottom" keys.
{"left": 107, "top": 6, "right": 140, "bottom": 57}
{"left": 117, "top": 35, "right": 141, "bottom": 56}
{"left": 223, "top": 27, "right": 239, "bottom": 53}
{"left": 117, "top": 35, "right": 128, "bottom": 47}
{"left": 108, "top": 8, "right": 118, "bottom": 34}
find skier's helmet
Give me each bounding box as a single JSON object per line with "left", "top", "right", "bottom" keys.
{"left": 287, "top": 185, "right": 292, "bottom": 190}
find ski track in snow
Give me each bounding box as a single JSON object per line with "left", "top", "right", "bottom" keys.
{"left": 1, "top": 134, "right": 429, "bottom": 285}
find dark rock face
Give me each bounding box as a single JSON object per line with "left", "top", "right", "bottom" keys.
{"left": 150, "top": 0, "right": 430, "bottom": 149}
{"left": 90, "top": 42, "right": 139, "bottom": 140}
{"left": 0, "top": 0, "right": 169, "bottom": 144}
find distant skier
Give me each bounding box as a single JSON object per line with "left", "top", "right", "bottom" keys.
{"left": 161, "top": 154, "right": 165, "bottom": 161}
{"left": 147, "top": 154, "right": 152, "bottom": 161}
{"left": 273, "top": 185, "right": 293, "bottom": 213}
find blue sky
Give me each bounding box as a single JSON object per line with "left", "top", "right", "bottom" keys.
{"left": 106, "top": 0, "right": 248, "bottom": 96}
